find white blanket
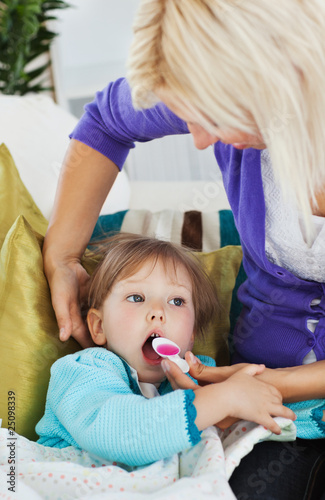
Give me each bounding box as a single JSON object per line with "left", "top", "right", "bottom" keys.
{"left": 0, "top": 419, "right": 296, "bottom": 500}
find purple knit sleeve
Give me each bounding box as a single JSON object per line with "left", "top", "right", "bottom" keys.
{"left": 70, "top": 78, "right": 189, "bottom": 170}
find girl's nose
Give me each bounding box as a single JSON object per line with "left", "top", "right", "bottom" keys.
{"left": 147, "top": 304, "right": 165, "bottom": 323}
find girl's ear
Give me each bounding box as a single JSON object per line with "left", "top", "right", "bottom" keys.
{"left": 87, "top": 308, "right": 106, "bottom": 346}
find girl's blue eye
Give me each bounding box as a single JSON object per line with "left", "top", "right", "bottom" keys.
{"left": 169, "top": 298, "right": 184, "bottom": 306}
{"left": 127, "top": 295, "right": 143, "bottom": 303}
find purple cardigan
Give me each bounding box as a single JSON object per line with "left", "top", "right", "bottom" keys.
{"left": 71, "top": 78, "right": 325, "bottom": 369}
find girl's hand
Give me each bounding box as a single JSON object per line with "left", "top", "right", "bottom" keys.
{"left": 220, "top": 365, "right": 296, "bottom": 434}
{"left": 161, "top": 357, "right": 240, "bottom": 429}
{"left": 192, "top": 364, "right": 296, "bottom": 434}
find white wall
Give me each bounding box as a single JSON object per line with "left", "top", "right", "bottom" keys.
{"left": 55, "top": 0, "right": 137, "bottom": 69}
{"left": 51, "top": 0, "right": 139, "bottom": 108}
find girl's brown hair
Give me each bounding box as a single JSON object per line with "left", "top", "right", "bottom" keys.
{"left": 88, "top": 233, "right": 219, "bottom": 337}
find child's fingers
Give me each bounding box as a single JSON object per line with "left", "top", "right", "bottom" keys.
{"left": 277, "top": 405, "right": 296, "bottom": 421}
{"left": 238, "top": 364, "right": 266, "bottom": 377}
{"left": 254, "top": 364, "right": 266, "bottom": 375}
{"left": 261, "top": 416, "right": 282, "bottom": 435}
{"left": 259, "top": 403, "right": 296, "bottom": 435}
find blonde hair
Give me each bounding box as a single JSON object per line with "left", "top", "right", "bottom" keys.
{"left": 88, "top": 233, "right": 219, "bottom": 337}
{"left": 127, "top": 0, "right": 325, "bottom": 232}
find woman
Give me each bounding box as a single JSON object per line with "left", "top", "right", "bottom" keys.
{"left": 43, "top": 0, "right": 325, "bottom": 497}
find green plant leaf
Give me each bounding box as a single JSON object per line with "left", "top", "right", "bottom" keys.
{"left": 0, "top": 0, "right": 70, "bottom": 94}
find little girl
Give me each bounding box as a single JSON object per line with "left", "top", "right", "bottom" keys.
{"left": 36, "top": 233, "right": 295, "bottom": 467}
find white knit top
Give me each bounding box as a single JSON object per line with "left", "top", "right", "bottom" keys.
{"left": 261, "top": 149, "right": 325, "bottom": 282}
{"left": 261, "top": 150, "right": 325, "bottom": 364}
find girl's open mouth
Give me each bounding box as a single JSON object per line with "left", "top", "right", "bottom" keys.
{"left": 142, "top": 333, "right": 162, "bottom": 363}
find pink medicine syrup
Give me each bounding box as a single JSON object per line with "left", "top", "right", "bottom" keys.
{"left": 156, "top": 344, "right": 179, "bottom": 356}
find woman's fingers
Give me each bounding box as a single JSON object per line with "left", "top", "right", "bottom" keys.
{"left": 50, "top": 262, "right": 94, "bottom": 347}
{"left": 51, "top": 277, "right": 76, "bottom": 341}
{"left": 161, "top": 360, "right": 197, "bottom": 390}
{"left": 185, "top": 352, "right": 225, "bottom": 385}
{"left": 185, "top": 352, "right": 265, "bottom": 385}
{"left": 53, "top": 288, "right": 92, "bottom": 347}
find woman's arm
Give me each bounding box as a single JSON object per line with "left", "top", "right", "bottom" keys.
{"left": 43, "top": 79, "right": 189, "bottom": 346}
{"left": 43, "top": 139, "right": 119, "bottom": 346}
{"left": 255, "top": 361, "right": 325, "bottom": 403}
{"left": 163, "top": 352, "right": 325, "bottom": 403}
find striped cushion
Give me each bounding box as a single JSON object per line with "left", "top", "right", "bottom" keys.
{"left": 91, "top": 209, "right": 241, "bottom": 251}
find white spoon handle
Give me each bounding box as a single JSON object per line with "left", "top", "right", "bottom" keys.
{"left": 168, "top": 355, "right": 189, "bottom": 373}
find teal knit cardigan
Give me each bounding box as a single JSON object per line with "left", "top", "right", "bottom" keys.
{"left": 287, "top": 399, "right": 325, "bottom": 439}
{"left": 35, "top": 348, "right": 215, "bottom": 467}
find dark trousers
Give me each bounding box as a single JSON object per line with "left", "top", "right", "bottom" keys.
{"left": 229, "top": 438, "right": 325, "bottom": 499}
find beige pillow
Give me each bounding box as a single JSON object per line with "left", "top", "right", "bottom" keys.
{"left": 193, "top": 247, "right": 242, "bottom": 366}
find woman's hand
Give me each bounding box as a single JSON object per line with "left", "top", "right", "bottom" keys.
{"left": 162, "top": 353, "right": 263, "bottom": 430}
{"left": 162, "top": 351, "right": 255, "bottom": 390}
{"left": 44, "top": 257, "right": 94, "bottom": 347}
{"left": 43, "top": 140, "right": 119, "bottom": 346}
{"left": 164, "top": 350, "right": 325, "bottom": 413}
{"left": 253, "top": 362, "right": 325, "bottom": 403}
